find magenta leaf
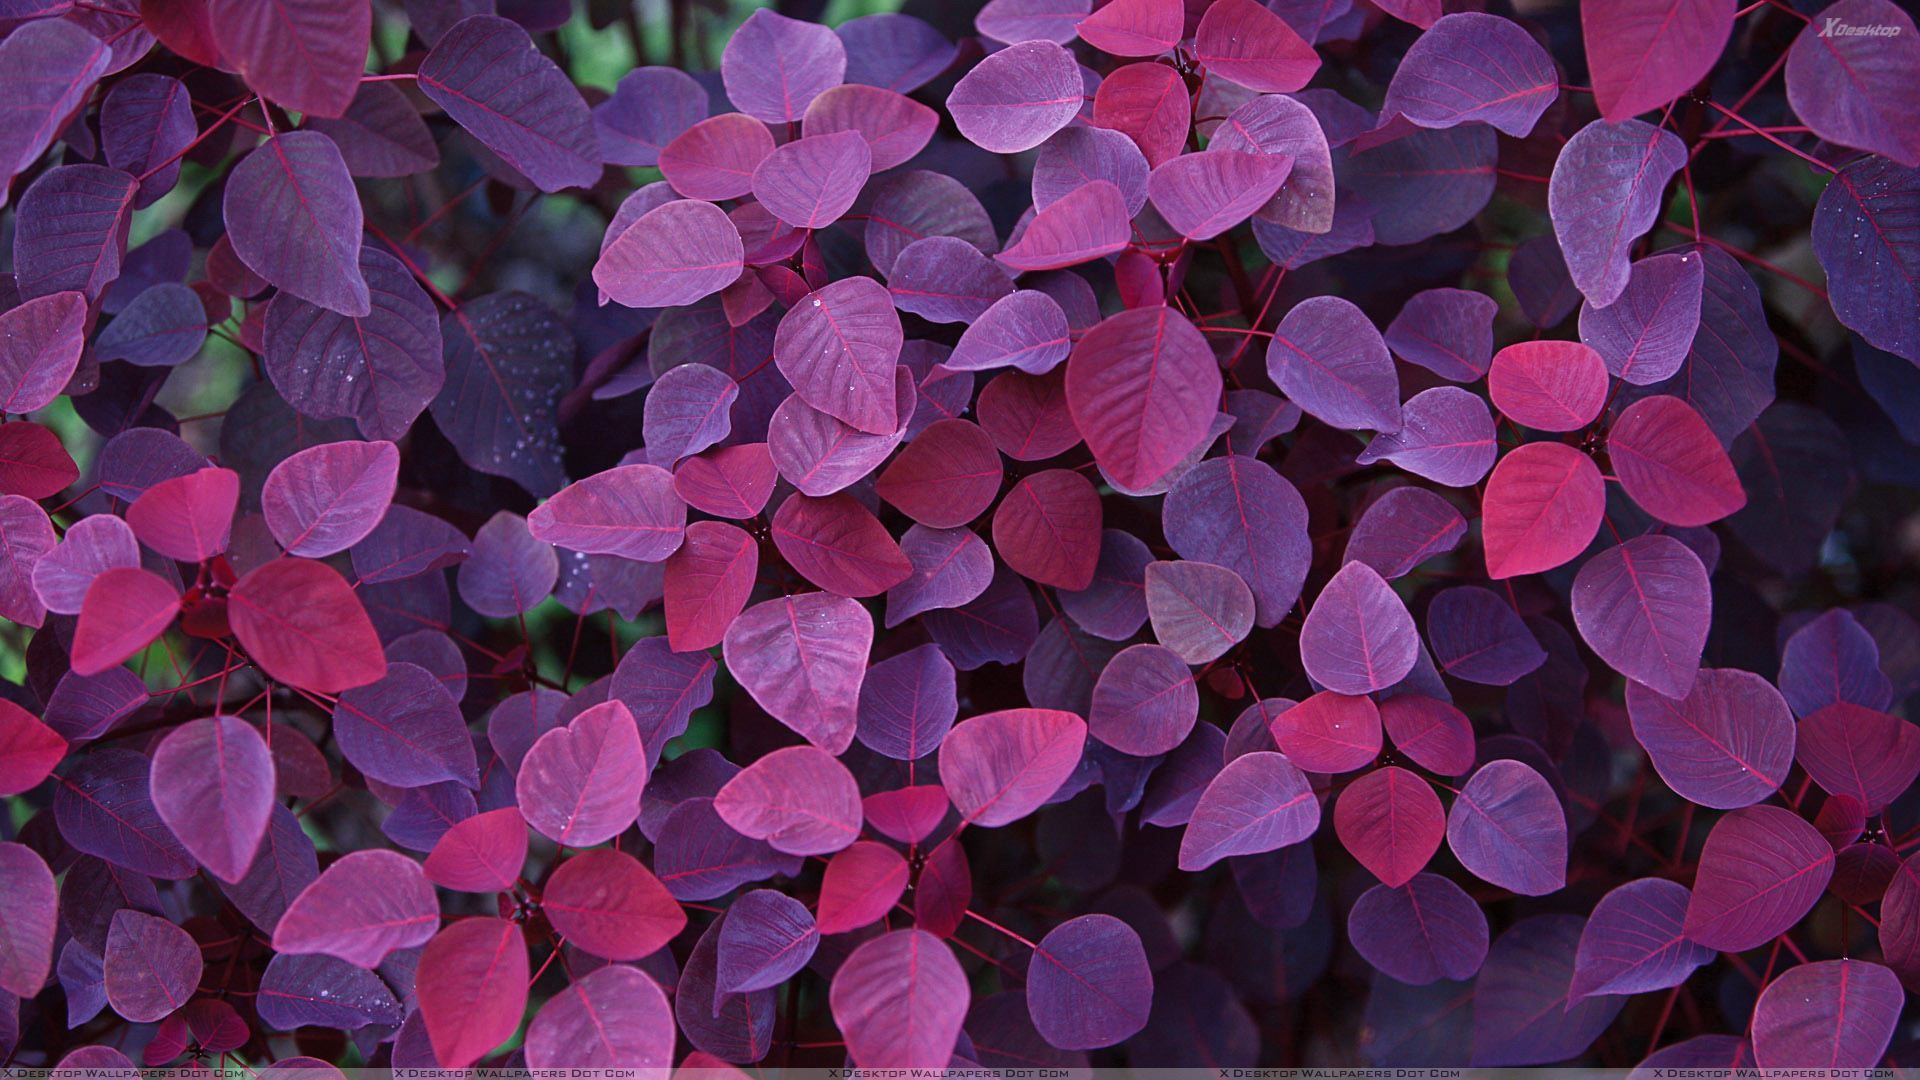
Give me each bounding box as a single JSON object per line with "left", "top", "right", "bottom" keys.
{"left": 149, "top": 715, "right": 273, "bottom": 883}
{"left": 1094, "top": 61, "right": 1189, "bottom": 168}
{"left": 774, "top": 276, "right": 904, "bottom": 435}
{"left": 1067, "top": 305, "right": 1222, "bottom": 490}
{"left": 1584, "top": 0, "right": 1733, "bottom": 123}
{"left": 820, "top": 847, "right": 910, "bottom": 940}
{"left": 271, "top": 849, "right": 439, "bottom": 968}
{"left": 0, "top": 420, "right": 80, "bottom": 501}
{"left": 542, "top": 847, "right": 684, "bottom": 960}
{"left": 723, "top": 592, "right": 872, "bottom": 753}
{"left": 1027, "top": 914, "right": 1153, "bottom": 1049}
{"left": 1334, "top": 765, "right": 1444, "bottom": 887}
{"left": 1192, "top": 0, "right": 1320, "bottom": 93}
{"left": 1489, "top": 340, "right": 1610, "bottom": 431}
{"left": 1608, "top": 395, "right": 1745, "bottom": 525}
{"left": 224, "top": 133, "right": 369, "bottom": 316}
{"left": 831, "top": 929, "right": 968, "bottom": 1068}
{"left": 0, "top": 701, "right": 65, "bottom": 796}
{"left": 228, "top": 558, "right": 385, "bottom": 693}
{"left": 661, "top": 113, "right": 776, "bottom": 201}
{"left": 1795, "top": 702, "right": 1920, "bottom": 812}
{"left": 516, "top": 700, "right": 647, "bottom": 846}
{"left": 1446, "top": 759, "right": 1567, "bottom": 896}
{"left": 104, "top": 910, "right": 201, "bottom": 1023}
{"left": 1269, "top": 690, "right": 1381, "bottom": 773}
{"left": 752, "top": 131, "right": 871, "bottom": 230}
{"left": 1076, "top": 0, "right": 1181, "bottom": 56}
{"left": 663, "top": 520, "right": 757, "bottom": 651}
{"left": 1481, "top": 442, "right": 1606, "bottom": 579}
{"left": 803, "top": 84, "right": 938, "bottom": 171}
{"left": 996, "top": 180, "right": 1133, "bottom": 272}
{"left": 418, "top": 15, "right": 601, "bottom": 191}
{"left": 715, "top": 744, "right": 862, "bottom": 855}
{"left": 526, "top": 965, "right": 674, "bottom": 1070}
{"left": 207, "top": 0, "right": 366, "bottom": 118}
{"left": 946, "top": 39, "right": 1083, "bottom": 153}
{"left": 423, "top": 807, "right": 528, "bottom": 893}
{"left": 1570, "top": 878, "right": 1716, "bottom": 999}
{"left": 417, "top": 918, "right": 529, "bottom": 1069}
{"left": 1348, "top": 872, "right": 1488, "bottom": 984}
{"left": 1149, "top": 150, "right": 1292, "bottom": 241}
{"left": 1683, "top": 805, "right": 1834, "bottom": 952}
{"left": 938, "top": 708, "right": 1087, "bottom": 827}
{"left": 1547, "top": 119, "right": 1688, "bottom": 307}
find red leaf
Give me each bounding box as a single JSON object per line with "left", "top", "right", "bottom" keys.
{"left": 418, "top": 917, "right": 530, "bottom": 1069}
{"left": 71, "top": 567, "right": 180, "bottom": 676}
{"left": 228, "top": 558, "right": 386, "bottom": 693}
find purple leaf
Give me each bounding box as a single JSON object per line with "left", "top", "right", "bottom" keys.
{"left": 723, "top": 592, "right": 871, "bottom": 753}
{"left": 516, "top": 700, "right": 647, "bottom": 846}
{"left": 332, "top": 662, "right": 479, "bottom": 790}
{"left": 938, "top": 708, "right": 1087, "bottom": 827}
{"left": 1812, "top": 155, "right": 1919, "bottom": 363}
{"left": 660, "top": 113, "right": 776, "bottom": 201}
{"left": 1027, "top": 915, "right": 1153, "bottom": 1049}
{"left": 1471, "top": 915, "right": 1626, "bottom": 1066}
{"left": 1384, "top": 288, "right": 1498, "bottom": 381}
{"left": 272, "top": 849, "right": 439, "bottom": 968}
{"left": 1778, "top": 609, "right": 1894, "bottom": 718}
{"left": 94, "top": 283, "right": 205, "bottom": 368}
{"left": 1067, "top": 306, "right": 1222, "bottom": 490}
{"left": 256, "top": 952, "right": 403, "bottom": 1031}
{"left": 0, "top": 495, "right": 56, "bottom": 628}
{"left": 458, "top": 511, "right": 558, "bottom": 617}
{"left": 264, "top": 246, "right": 444, "bottom": 441}
{"left": 14, "top": 164, "right": 135, "bottom": 301}
{"left": 0, "top": 843, "right": 55, "bottom": 998}
{"left": 0, "top": 20, "right": 111, "bottom": 201}
{"left": 149, "top": 715, "right": 273, "bottom": 883}
{"left": 417, "top": 15, "right": 601, "bottom": 191}
{"left": 885, "top": 525, "right": 994, "bottom": 627}
{"left": 1145, "top": 560, "right": 1255, "bottom": 664}
{"left": 1348, "top": 873, "right": 1487, "bottom": 984}
{"left": 1089, "top": 642, "right": 1198, "bottom": 756}
{"left": 1683, "top": 805, "right": 1834, "bottom": 951}
{"left": 889, "top": 236, "right": 1013, "bottom": 326}
{"left": 527, "top": 464, "right": 687, "bottom": 563}
{"left": 643, "top": 362, "right": 738, "bottom": 467}
{"left": 224, "top": 133, "right": 369, "bottom": 317}
{"left": 1059, "top": 529, "right": 1153, "bottom": 640}
{"left": 103, "top": 910, "right": 200, "bottom": 1022}
{"left": 802, "top": 84, "right": 937, "bottom": 171}
{"left": 1625, "top": 667, "right": 1795, "bottom": 808}
{"left": 752, "top": 131, "right": 871, "bottom": 229}
{"left": 1148, "top": 149, "right": 1292, "bottom": 241}
{"left": 1344, "top": 124, "right": 1496, "bottom": 245}
{"left": 865, "top": 170, "right": 999, "bottom": 276}
{"left": 838, "top": 13, "right": 956, "bottom": 93}
{"left": 1785, "top": 0, "right": 1920, "bottom": 167}
{"left": 1355, "top": 386, "right": 1496, "bottom": 486}
{"left": 1752, "top": 958, "right": 1903, "bottom": 1069}
{"left": 1585, "top": 0, "right": 1733, "bottom": 123}
{"left": 306, "top": 82, "right": 441, "bottom": 177}
{"left": 1796, "top": 703, "right": 1920, "bottom": 812}
{"left": 352, "top": 505, "right": 470, "bottom": 584}
{"left": 1210, "top": 93, "right": 1335, "bottom": 233}
{"left": 831, "top": 930, "right": 967, "bottom": 1068}
{"left": 977, "top": 0, "right": 1089, "bottom": 44}
{"left": 1578, "top": 250, "right": 1706, "bottom": 385}
{"left": 262, "top": 440, "right": 399, "bottom": 558}
{"left": 99, "top": 74, "right": 192, "bottom": 206}
{"left": 769, "top": 373, "right": 913, "bottom": 496}
{"left": 526, "top": 966, "right": 674, "bottom": 1070}
{"left": 1425, "top": 586, "right": 1546, "bottom": 685}
{"left": 1345, "top": 487, "right": 1468, "bottom": 580}
{"left": 1163, "top": 455, "right": 1310, "bottom": 626}
{"left": 1032, "top": 128, "right": 1149, "bottom": 218}
{"left": 1547, "top": 119, "right": 1688, "bottom": 307}
{"left": 721, "top": 8, "right": 846, "bottom": 124}
{"left": 1572, "top": 535, "right": 1710, "bottom": 699}
{"left": 1384, "top": 13, "right": 1556, "bottom": 136}
{"left": 1266, "top": 296, "right": 1402, "bottom": 432}
{"left": 1570, "top": 878, "right": 1716, "bottom": 999}
{"left": 775, "top": 276, "right": 903, "bottom": 435}
{"left": 594, "top": 199, "right": 745, "bottom": 309}
{"left": 1300, "top": 561, "right": 1418, "bottom": 695}
{"left": 54, "top": 747, "right": 196, "bottom": 878}
{"left": 856, "top": 643, "right": 960, "bottom": 759}
{"left": 1178, "top": 751, "right": 1318, "bottom": 869}
{"left": 1446, "top": 759, "right": 1566, "bottom": 895}
{"left": 594, "top": 66, "right": 708, "bottom": 167}
{"left": 207, "top": 0, "right": 367, "bottom": 118}
{"left": 946, "top": 40, "right": 1083, "bottom": 153}
{"left": 718, "top": 890, "right": 819, "bottom": 992}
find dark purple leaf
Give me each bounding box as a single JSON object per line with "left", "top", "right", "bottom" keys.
{"left": 1779, "top": 609, "right": 1894, "bottom": 718}
{"left": 224, "top": 133, "right": 368, "bottom": 316}
{"left": 1812, "top": 155, "right": 1919, "bottom": 363}
{"left": 418, "top": 15, "right": 600, "bottom": 191}
{"left": 1348, "top": 872, "right": 1487, "bottom": 984}
{"left": 1446, "top": 759, "right": 1566, "bottom": 895}
{"left": 1785, "top": 0, "right": 1919, "bottom": 167}
{"left": 256, "top": 952, "right": 403, "bottom": 1031}
{"left": 1027, "top": 915, "right": 1152, "bottom": 1049}
{"left": 1471, "top": 915, "right": 1626, "bottom": 1066}
{"left": 103, "top": 910, "right": 200, "bottom": 1022}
